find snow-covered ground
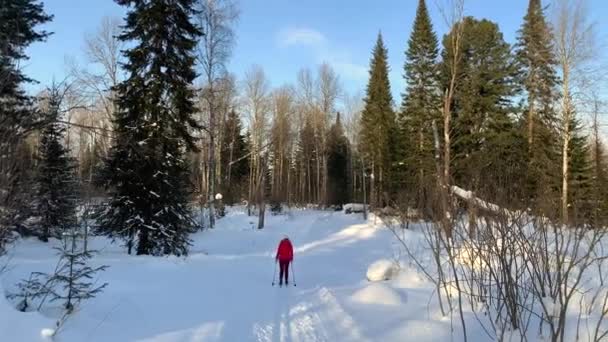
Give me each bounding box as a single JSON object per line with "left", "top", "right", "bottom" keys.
{"left": 1, "top": 208, "right": 470, "bottom": 342}
{"left": 2, "top": 207, "right": 604, "bottom": 341}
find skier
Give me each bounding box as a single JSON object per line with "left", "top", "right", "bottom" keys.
{"left": 275, "top": 235, "right": 294, "bottom": 286}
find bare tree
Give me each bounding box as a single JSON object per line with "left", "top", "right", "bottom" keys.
{"left": 242, "top": 65, "right": 270, "bottom": 218}
{"left": 270, "top": 85, "right": 295, "bottom": 204}
{"left": 66, "top": 16, "right": 123, "bottom": 170}
{"left": 195, "top": 0, "right": 239, "bottom": 228}
{"left": 315, "top": 63, "right": 341, "bottom": 206}
{"left": 437, "top": 0, "right": 464, "bottom": 189}
{"left": 552, "top": 0, "right": 596, "bottom": 224}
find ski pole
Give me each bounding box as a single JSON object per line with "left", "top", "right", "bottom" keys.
{"left": 291, "top": 260, "right": 296, "bottom": 287}
{"left": 272, "top": 260, "right": 277, "bottom": 286}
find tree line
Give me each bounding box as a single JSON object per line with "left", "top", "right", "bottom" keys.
{"left": 0, "top": 0, "right": 606, "bottom": 257}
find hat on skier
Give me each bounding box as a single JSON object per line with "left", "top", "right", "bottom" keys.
{"left": 283, "top": 234, "right": 289, "bottom": 240}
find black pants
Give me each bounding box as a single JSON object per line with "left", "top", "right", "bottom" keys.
{"left": 279, "top": 260, "right": 290, "bottom": 284}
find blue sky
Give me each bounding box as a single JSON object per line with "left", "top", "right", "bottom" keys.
{"left": 24, "top": 0, "right": 608, "bottom": 104}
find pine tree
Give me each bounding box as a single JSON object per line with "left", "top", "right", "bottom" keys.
{"left": 98, "top": 0, "right": 202, "bottom": 256}
{"left": 565, "top": 116, "right": 592, "bottom": 223}
{"left": 515, "top": 0, "right": 560, "bottom": 207}
{"left": 33, "top": 87, "right": 79, "bottom": 242}
{"left": 326, "top": 113, "right": 350, "bottom": 206}
{"left": 360, "top": 33, "right": 398, "bottom": 207}
{"left": 399, "top": 0, "right": 441, "bottom": 211}
{"left": 220, "top": 110, "right": 249, "bottom": 204}
{"left": 441, "top": 18, "right": 525, "bottom": 201}
{"left": 48, "top": 229, "right": 108, "bottom": 312}
{"left": 0, "top": 0, "right": 52, "bottom": 249}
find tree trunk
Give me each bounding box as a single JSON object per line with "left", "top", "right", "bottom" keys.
{"left": 561, "top": 70, "right": 571, "bottom": 225}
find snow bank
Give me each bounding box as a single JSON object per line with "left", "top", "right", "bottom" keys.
{"left": 0, "top": 283, "right": 55, "bottom": 341}
{"left": 366, "top": 259, "right": 398, "bottom": 281}
{"left": 351, "top": 283, "right": 402, "bottom": 306}
{"left": 344, "top": 203, "right": 366, "bottom": 214}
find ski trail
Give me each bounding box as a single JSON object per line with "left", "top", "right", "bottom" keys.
{"left": 253, "top": 287, "right": 369, "bottom": 342}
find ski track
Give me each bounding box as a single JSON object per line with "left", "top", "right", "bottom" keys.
{"left": 2, "top": 210, "right": 390, "bottom": 342}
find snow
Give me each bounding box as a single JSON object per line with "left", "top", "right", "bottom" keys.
{"left": 343, "top": 203, "right": 366, "bottom": 213}
{"left": 451, "top": 185, "right": 502, "bottom": 213}
{"left": 1, "top": 206, "right": 605, "bottom": 341}
{"left": 366, "top": 259, "right": 398, "bottom": 281}
{"left": 0, "top": 282, "right": 55, "bottom": 341}
{"left": 351, "top": 283, "right": 402, "bottom": 306}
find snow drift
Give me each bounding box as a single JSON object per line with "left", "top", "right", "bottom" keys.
{"left": 351, "top": 283, "right": 402, "bottom": 306}
{"left": 366, "top": 259, "right": 398, "bottom": 281}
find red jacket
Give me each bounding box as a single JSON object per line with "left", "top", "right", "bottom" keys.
{"left": 275, "top": 238, "right": 293, "bottom": 262}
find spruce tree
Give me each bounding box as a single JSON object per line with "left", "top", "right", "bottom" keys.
{"left": 98, "top": 0, "right": 202, "bottom": 256}
{"left": 360, "top": 33, "right": 398, "bottom": 207}
{"left": 326, "top": 113, "right": 350, "bottom": 206}
{"left": 220, "top": 110, "right": 249, "bottom": 204}
{"left": 565, "top": 116, "right": 592, "bottom": 223}
{"left": 515, "top": 0, "right": 560, "bottom": 206}
{"left": 399, "top": 0, "right": 441, "bottom": 211}
{"left": 441, "top": 18, "right": 525, "bottom": 200}
{"left": 33, "top": 87, "right": 79, "bottom": 242}
{"left": 590, "top": 137, "right": 608, "bottom": 226}
{"left": 0, "top": 0, "right": 52, "bottom": 248}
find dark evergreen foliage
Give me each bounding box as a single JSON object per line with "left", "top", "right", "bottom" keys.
{"left": 33, "top": 87, "right": 79, "bottom": 242}
{"left": 399, "top": 0, "right": 442, "bottom": 211}
{"left": 97, "top": 0, "right": 202, "bottom": 256}
{"left": 515, "top": 0, "right": 561, "bottom": 207}
{"left": 360, "top": 33, "right": 398, "bottom": 207}
{"left": 0, "top": 0, "right": 52, "bottom": 251}
{"left": 326, "top": 113, "right": 350, "bottom": 206}
{"left": 220, "top": 110, "right": 249, "bottom": 204}
{"left": 441, "top": 17, "right": 525, "bottom": 202}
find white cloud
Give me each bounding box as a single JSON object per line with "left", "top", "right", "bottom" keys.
{"left": 278, "top": 28, "right": 327, "bottom": 47}
{"left": 277, "top": 27, "right": 368, "bottom": 83}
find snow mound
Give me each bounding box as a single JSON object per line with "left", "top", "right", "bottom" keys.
{"left": 344, "top": 203, "right": 366, "bottom": 214}
{"left": 351, "top": 283, "right": 402, "bottom": 306}
{"left": 366, "top": 259, "right": 398, "bottom": 281}
{"left": 0, "top": 283, "right": 55, "bottom": 341}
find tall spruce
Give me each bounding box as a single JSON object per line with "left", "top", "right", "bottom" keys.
{"left": 399, "top": 0, "right": 441, "bottom": 211}
{"left": 360, "top": 33, "right": 398, "bottom": 207}
{"left": 33, "top": 87, "right": 79, "bottom": 242}
{"left": 326, "top": 113, "right": 350, "bottom": 206}
{"left": 0, "top": 0, "right": 52, "bottom": 249}
{"left": 441, "top": 18, "right": 525, "bottom": 201}
{"left": 98, "top": 0, "right": 202, "bottom": 256}
{"left": 515, "top": 0, "right": 560, "bottom": 207}
{"left": 564, "top": 116, "right": 592, "bottom": 223}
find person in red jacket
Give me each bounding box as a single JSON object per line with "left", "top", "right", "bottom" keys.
{"left": 275, "top": 235, "right": 294, "bottom": 286}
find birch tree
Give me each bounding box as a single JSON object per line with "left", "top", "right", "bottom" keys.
{"left": 195, "top": 0, "right": 239, "bottom": 227}
{"left": 552, "top": 0, "right": 596, "bottom": 224}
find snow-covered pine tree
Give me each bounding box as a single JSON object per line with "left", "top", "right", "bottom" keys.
{"left": 97, "top": 0, "right": 202, "bottom": 256}
{"left": 33, "top": 86, "right": 79, "bottom": 242}
{"left": 0, "top": 0, "right": 52, "bottom": 252}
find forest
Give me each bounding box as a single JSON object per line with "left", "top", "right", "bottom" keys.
{"left": 1, "top": 0, "right": 608, "bottom": 340}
